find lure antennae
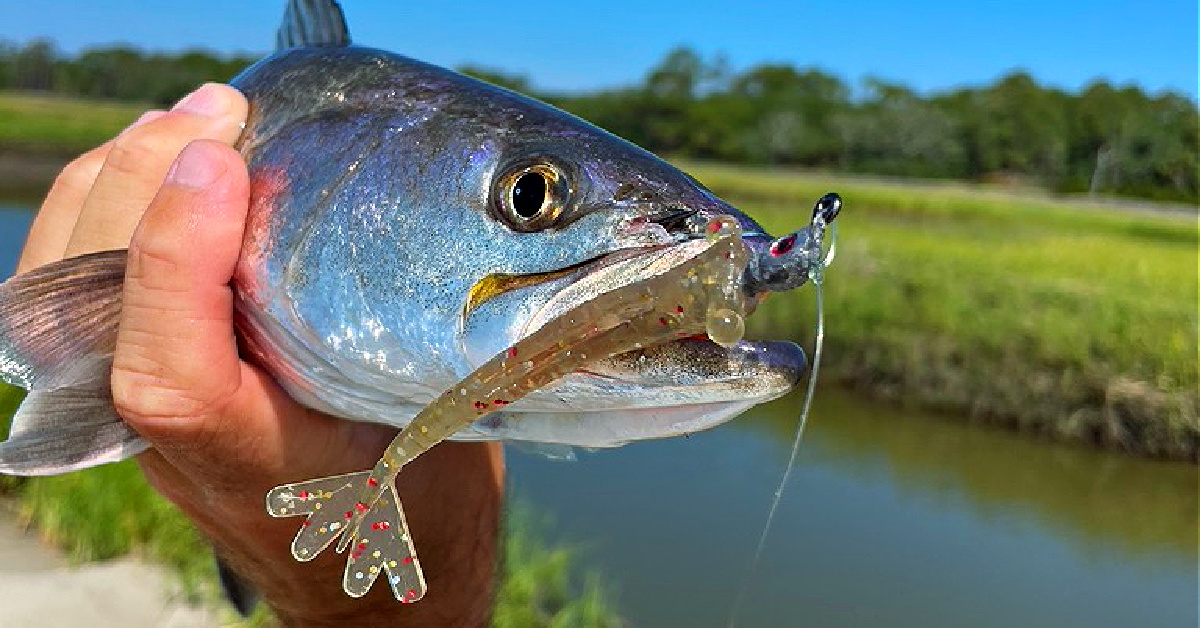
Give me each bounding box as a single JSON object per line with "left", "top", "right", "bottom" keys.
{"left": 726, "top": 204, "right": 835, "bottom": 628}
{"left": 823, "top": 223, "right": 838, "bottom": 268}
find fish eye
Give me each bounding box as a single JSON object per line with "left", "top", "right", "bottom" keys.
{"left": 493, "top": 161, "right": 569, "bottom": 231}
{"left": 512, "top": 172, "right": 546, "bottom": 218}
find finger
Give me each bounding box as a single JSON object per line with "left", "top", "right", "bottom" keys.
{"left": 63, "top": 83, "right": 247, "bottom": 257}
{"left": 110, "top": 140, "right": 375, "bottom": 490}
{"left": 16, "top": 111, "right": 164, "bottom": 273}
{"left": 112, "top": 139, "right": 249, "bottom": 434}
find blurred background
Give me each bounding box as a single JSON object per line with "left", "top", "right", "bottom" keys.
{"left": 0, "top": 1, "right": 1195, "bottom": 626}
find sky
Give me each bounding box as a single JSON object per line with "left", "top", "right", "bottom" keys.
{"left": 3, "top": 0, "right": 1196, "bottom": 99}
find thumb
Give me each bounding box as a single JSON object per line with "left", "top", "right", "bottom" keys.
{"left": 112, "top": 140, "right": 387, "bottom": 486}
{"left": 111, "top": 139, "right": 249, "bottom": 448}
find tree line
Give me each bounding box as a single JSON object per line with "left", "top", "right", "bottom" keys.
{"left": 2, "top": 40, "right": 1195, "bottom": 203}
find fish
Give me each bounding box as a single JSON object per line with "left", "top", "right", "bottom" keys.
{"left": 0, "top": 0, "right": 840, "bottom": 604}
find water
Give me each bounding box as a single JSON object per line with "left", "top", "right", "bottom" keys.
{"left": 0, "top": 202, "right": 1195, "bottom": 627}
{"left": 0, "top": 205, "right": 32, "bottom": 278}
{"left": 509, "top": 390, "right": 1197, "bottom": 627}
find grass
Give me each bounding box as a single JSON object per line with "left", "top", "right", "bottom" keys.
{"left": 0, "top": 91, "right": 146, "bottom": 157}
{"left": 0, "top": 92, "right": 148, "bottom": 199}
{"left": 679, "top": 161, "right": 1199, "bottom": 459}
{"left": 494, "top": 504, "right": 622, "bottom": 628}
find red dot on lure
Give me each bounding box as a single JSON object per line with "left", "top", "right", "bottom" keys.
{"left": 506, "top": 347, "right": 518, "bottom": 358}
{"left": 367, "top": 478, "right": 378, "bottom": 487}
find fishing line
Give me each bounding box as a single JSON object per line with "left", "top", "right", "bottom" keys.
{"left": 726, "top": 223, "right": 835, "bottom": 628}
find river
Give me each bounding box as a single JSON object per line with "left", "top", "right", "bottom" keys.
{"left": 0, "top": 203, "right": 1195, "bottom": 627}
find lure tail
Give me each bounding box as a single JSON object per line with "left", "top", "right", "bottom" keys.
{"left": 266, "top": 471, "right": 426, "bottom": 602}
{"left": 0, "top": 250, "right": 148, "bottom": 476}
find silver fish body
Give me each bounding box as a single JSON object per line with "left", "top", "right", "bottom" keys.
{"left": 231, "top": 45, "right": 812, "bottom": 448}
{"left": 0, "top": 2, "right": 833, "bottom": 478}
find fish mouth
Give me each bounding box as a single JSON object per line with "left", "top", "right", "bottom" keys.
{"left": 521, "top": 241, "right": 807, "bottom": 389}
{"left": 458, "top": 239, "right": 807, "bottom": 444}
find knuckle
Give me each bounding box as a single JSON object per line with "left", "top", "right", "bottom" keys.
{"left": 52, "top": 149, "right": 106, "bottom": 194}
{"left": 111, "top": 364, "right": 210, "bottom": 425}
{"left": 125, "top": 238, "right": 188, "bottom": 294}
{"left": 106, "top": 129, "right": 171, "bottom": 179}
{"left": 111, "top": 309, "right": 238, "bottom": 452}
{"left": 110, "top": 333, "right": 224, "bottom": 429}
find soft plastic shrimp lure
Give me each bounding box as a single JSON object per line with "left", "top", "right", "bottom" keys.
{"left": 266, "top": 194, "right": 841, "bottom": 603}
{"left": 266, "top": 215, "right": 752, "bottom": 602}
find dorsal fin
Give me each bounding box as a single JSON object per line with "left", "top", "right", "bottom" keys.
{"left": 276, "top": 0, "right": 351, "bottom": 50}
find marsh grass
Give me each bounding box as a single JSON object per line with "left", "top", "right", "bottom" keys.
{"left": 680, "top": 161, "right": 1199, "bottom": 458}
{"left": 0, "top": 91, "right": 145, "bottom": 156}
{"left": 494, "top": 504, "right": 622, "bottom": 628}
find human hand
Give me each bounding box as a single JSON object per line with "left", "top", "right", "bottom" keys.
{"left": 19, "top": 83, "right": 504, "bottom": 627}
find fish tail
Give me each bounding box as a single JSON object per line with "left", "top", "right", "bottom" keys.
{"left": 0, "top": 250, "right": 148, "bottom": 476}
{"left": 266, "top": 471, "right": 426, "bottom": 602}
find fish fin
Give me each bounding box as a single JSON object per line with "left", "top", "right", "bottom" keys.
{"left": 266, "top": 471, "right": 426, "bottom": 602}
{"left": 509, "top": 440, "right": 578, "bottom": 461}
{"left": 0, "top": 250, "right": 148, "bottom": 476}
{"left": 276, "top": 0, "right": 351, "bottom": 50}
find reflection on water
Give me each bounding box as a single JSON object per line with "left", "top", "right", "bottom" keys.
{"left": 508, "top": 388, "right": 1197, "bottom": 628}
{"left": 795, "top": 392, "right": 1197, "bottom": 563}
{"left": 0, "top": 201, "right": 1195, "bottom": 626}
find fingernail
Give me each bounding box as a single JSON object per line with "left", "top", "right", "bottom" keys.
{"left": 167, "top": 142, "right": 224, "bottom": 188}
{"left": 171, "top": 83, "right": 228, "bottom": 117}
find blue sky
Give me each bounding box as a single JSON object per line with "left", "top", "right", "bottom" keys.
{"left": 3, "top": 0, "right": 1196, "bottom": 98}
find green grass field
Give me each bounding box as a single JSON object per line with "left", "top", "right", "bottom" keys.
{"left": 0, "top": 92, "right": 146, "bottom": 156}
{"left": 681, "top": 161, "right": 1198, "bottom": 459}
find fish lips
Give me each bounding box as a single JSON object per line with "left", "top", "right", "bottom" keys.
{"left": 461, "top": 239, "right": 808, "bottom": 425}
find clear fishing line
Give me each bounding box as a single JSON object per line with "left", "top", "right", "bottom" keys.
{"left": 727, "top": 223, "right": 836, "bottom": 628}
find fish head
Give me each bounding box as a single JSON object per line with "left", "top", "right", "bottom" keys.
{"left": 232, "top": 46, "right": 816, "bottom": 447}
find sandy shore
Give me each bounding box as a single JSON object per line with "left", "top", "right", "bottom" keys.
{"left": 0, "top": 504, "right": 219, "bottom": 628}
